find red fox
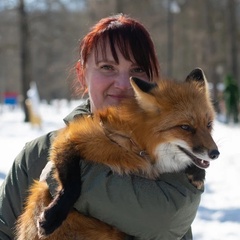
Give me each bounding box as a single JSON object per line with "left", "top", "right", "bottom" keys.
{"left": 16, "top": 68, "right": 219, "bottom": 240}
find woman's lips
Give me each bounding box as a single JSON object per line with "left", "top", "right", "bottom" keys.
{"left": 109, "top": 95, "right": 128, "bottom": 99}
{"left": 108, "top": 92, "right": 134, "bottom": 99}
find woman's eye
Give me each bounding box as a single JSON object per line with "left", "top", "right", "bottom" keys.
{"left": 131, "top": 67, "right": 144, "bottom": 73}
{"left": 100, "top": 65, "right": 114, "bottom": 71}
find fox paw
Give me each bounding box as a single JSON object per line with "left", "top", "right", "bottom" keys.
{"left": 37, "top": 208, "right": 63, "bottom": 237}
{"left": 186, "top": 174, "right": 204, "bottom": 189}
{"left": 185, "top": 165, "right": 205, "bottom": 189}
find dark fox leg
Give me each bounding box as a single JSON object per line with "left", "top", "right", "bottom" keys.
{"left": 185, "top": 165, "right": 205, "bottom": 189}
{"left": 38, "top": 152, "right": 82, "bottom": 237}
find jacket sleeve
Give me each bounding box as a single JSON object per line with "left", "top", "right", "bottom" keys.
{"left": 0, "top": 132, "right": 55, "bottom": 240}
{"left": 73, "top": 161, "right": 203, "bottom": 240}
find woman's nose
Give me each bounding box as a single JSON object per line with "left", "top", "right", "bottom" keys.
{"left": 114, "top": 73, "right": 132, "bottom": 90}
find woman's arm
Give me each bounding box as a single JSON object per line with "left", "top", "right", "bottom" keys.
{"left": 73, "top": 160, "right": 203, "bottom": 239}
{"left": 0, "top": 132, "right": 55, "bottom": 239}
{"left": 44, "top": 159, "right": 202, "bottom": 239}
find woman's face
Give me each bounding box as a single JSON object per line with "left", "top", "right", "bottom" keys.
{"left": 84, "top": 43, "right": 149, "bottom": 112}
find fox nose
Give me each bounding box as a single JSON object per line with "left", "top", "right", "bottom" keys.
{"left": 208, "top": 149, "right": 220, "bottom": 160}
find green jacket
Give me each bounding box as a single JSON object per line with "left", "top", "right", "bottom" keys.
{"left": 0, "top": 99, "right": 203, "bottom": 240}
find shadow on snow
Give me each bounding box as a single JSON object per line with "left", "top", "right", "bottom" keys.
{"left": 198, "top": 206, "right": 240, "bottom": 223}
{"left": 0, "top": 172, "right": 6, "bottom": 181}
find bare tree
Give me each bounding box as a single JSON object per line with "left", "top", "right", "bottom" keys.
{"left": 204, "top": 0, "right": 218, "bottom": 103}
{"left": 18, "top": 0, "right": 32, "bottom": 122}
{"left": 227, "top": 0, "right": 239, "bottom": 86}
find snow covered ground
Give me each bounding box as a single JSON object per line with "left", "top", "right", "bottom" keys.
{"left": 0, "top": 101, "right": 239, "bottom": 240}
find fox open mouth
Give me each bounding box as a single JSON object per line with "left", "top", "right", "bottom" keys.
{"left": 178, "top": 146, "right": 210, "bottom": 169}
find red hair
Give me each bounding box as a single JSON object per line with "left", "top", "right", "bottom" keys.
{"left": 75, "top": 14, "right": 160, "bottom": 92}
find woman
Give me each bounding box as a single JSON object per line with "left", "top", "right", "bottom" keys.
{"left": 0, "top": 14, "right": 202, "bottom": 239}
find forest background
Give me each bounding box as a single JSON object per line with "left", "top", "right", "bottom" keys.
{"left": 0, "top": 0, "right": 239, "bottom": 117}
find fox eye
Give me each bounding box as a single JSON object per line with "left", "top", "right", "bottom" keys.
{"left": 207, "top": 121, "right": 213, "bottom": 129}
{"left": 181, "top": 125, "right": 192, "bottom": 131}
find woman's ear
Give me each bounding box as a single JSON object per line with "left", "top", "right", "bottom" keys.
{"left": 75, "top": 60, "right": 88, "bottom": 98}
{"left": 76, "top": 60, "right": 87, "bottom": 90}
{"left": 76, "top": 60, "right": 82, "bottom": 81}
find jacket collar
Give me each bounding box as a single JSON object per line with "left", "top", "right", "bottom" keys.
{"left": 63, "top": 98, "right": 91, "bottom": 125}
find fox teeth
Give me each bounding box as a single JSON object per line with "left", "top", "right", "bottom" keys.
{"left": 178, "top": 146, "right": 210, "bottom": 169}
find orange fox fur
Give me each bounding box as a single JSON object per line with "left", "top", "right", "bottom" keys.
{"left": 15, "top": 68, "right": 219, "bottom": 240}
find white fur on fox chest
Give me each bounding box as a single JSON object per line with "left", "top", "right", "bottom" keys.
{"left": 154, "top": 142, "right": 192, "bottom": 173}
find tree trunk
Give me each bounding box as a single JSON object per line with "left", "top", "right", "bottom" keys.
{"left": 228, "top": 0, "right": 239, "bottom": 86}
{"left": 204, "top": 0, "right": 218, "bottom": 104}
{"left": 167, "top": 0, "right": 174, "bottom": 77}
{"left": 18, "top": 0, "right": 32, "bottom": 122}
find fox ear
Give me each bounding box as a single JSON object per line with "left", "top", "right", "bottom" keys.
{"left": 186, "top": 68, "right": 208, "bottom": 88}
{"left": 130, "top": 77, "right": 158, "bottom": 111}
{"left": 130, "top": 77, "right": 157, "bottom": 93}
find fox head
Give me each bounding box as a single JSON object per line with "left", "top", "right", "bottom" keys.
{"left": 130, "top": 68, "right": 220, "bottom": 173}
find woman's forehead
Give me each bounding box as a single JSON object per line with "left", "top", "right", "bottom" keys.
{"left": 93, "top": 39, "right": 134, "bottom": 63}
